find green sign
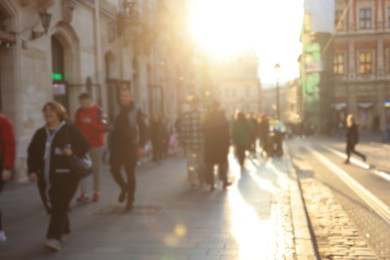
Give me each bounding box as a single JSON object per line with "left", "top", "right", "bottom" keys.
{"left": 52, "top": 73, "right": 63, "bottom": 81}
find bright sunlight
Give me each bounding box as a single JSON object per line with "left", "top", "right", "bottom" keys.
{"left": 188, "top": 0, "right": 304, "bottom": 85}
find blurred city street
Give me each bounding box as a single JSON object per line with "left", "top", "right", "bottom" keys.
{"left": 3, "top": 133, "right": 390, "bottom": 259}
{"left": 0, "top": 147, "right": 313, "bottom": 260}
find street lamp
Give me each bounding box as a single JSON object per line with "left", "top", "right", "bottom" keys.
{"left": 274, "top": 63, "right": 281, "bottom": 120}
{"left": 31, "top": 9, "right": 52, "bottom": 40}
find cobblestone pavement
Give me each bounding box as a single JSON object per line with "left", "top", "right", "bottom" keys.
{"left": 0, "top": 149, "right": 314, "bottom": 259}
{"left": 301, "top": 179, "right": 376, "bottom": 259}
{"left": 288, "top": 137, "right": 390, "bottom": 259}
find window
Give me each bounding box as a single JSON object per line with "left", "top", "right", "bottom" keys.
{"left": 335, "top": 10, "right": 344, "bottom": 31}
{"left": 333, "top": 53, "right": 344, "bottom": 75}
{"left": 387, "top": 52, "right": 390, "bottom": 73}
{"left": 388, "top": 7, "right": 390, "bottom": 28}
{"left": 358, "top": 52, "right": 372, "bottom": 74}
{"left": 359, "top": 8, "right": 372, "bottom": 29}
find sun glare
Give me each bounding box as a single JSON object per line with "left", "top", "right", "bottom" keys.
{"left": 189, "top": 0, "right": 261, "bottom": 57}
{"left": 188, "top": 0, "right": 304, "bottom": 83}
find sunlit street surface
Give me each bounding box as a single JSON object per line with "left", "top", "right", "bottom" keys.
{"left": 0, "top": 148, "right": 306, "bottom": 259}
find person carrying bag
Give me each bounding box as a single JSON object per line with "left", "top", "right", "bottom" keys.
{"left": 27, "top": 101, "right": 89, "bottom": 251}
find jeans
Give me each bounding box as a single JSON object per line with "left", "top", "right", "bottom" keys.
{"left": 185, "top": 149, "right": 204, "bottom": 186}
{"left": 47, "top": 173, "right": 79, "bottom": 240}
{"left": 79, "top": 147, "right": 104, "bottom": 194}
{"left": 110, "top": 148, "right": 137, "bottom": 204}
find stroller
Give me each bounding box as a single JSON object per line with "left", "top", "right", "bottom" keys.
{"left": 265, "top": 131, "right": 284, "bottom": 157}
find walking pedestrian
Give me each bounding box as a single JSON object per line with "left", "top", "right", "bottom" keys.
{"left": 149, "top": 114, "right": 164, "bottom": 162}
{"left": 174, "top": 112, "right": 184, "bottom": 155}
{"left": 181, "top": 96, "right": 205, "bottom": 189}
{"left": 203, "top": 101, "right": 231, "bottom": 191}
{"left": 247, "top": 112, "right": 258, "bottom": 157}
{"left": 344, "top": 114, "right": 367, "bottom": 164}
{"left": 0, "top": 114, "right": 16, "bottom": 242}
{"left": 74, "top": 93, "right": 108, "bottom": 202}
{"left": 258, "top": 113, "right": 269, "bottom": 155}
{"left": 109, "top": 87, "right": 147, "bottom": 212}
{"left": 161, "top": 116, "right": 170, "bottom": 159}
{"left": 232, "top": 111, "right": 253, "bottom": 168}
{"left": 27, "top": 101, "right": 90, "bottom": 251}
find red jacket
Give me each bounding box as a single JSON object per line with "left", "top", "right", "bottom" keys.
{"left": 75, "top": 105, "right": 107, "bottom": 147}
{"left": 0, "top": 115, "right": 16, "bottom": 169}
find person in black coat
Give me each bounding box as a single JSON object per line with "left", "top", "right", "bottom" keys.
{"left": 203, "top": 101, "right": 231, "bottom": 191}
{"left": 27, "top": 101, "right": 89, "bottom": 251}
{"left": 109, "top": 88, "right": 148, "bottom": 212}
{"left": 344, "top": 114, "right": 366, "bottom": 164}
{"left": 149, "top": 114, "right": 164, "bottom": 162}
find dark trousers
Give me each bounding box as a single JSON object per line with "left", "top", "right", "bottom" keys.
{"left": 206, "top": 162, "right": 228, "bottom": 186}
{"left": 151, "top": 140, "right": 163, "bottom": 161}
{"left": 0, "top": 179, "right": 4, "bottom": 231}
{"left": 162, "top": 139, "right": 169, "bottom": 159}
{"left": 110, "top": 150, "right": 137, "bottom": 205}
{"left": 346, "top": 143, "right": 365, "bottom": 161}
{"left": 235, "top": 145, "right": 247, "bottom": 167}
{"left": 47, "top": 174, "right": 79, "bottom": 240}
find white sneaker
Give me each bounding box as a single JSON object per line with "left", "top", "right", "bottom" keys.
{"left": 0, "top": 230, "right": 7, "bottom": 242}
{"left": 45, "top": 239, "right": 62, "bottom": 251}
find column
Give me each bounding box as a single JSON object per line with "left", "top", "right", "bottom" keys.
{"left": 347, "top": 38, "right": 356, "bottom": 113}
{"left": 378, "top": 38, "right": 384, "bottom": 77}
{"left": 377, "top": 0, "right": 383, "bottom": 29}
{"left": 94, "top": 0, "right": 103, "bottom": 104}
{"left": 348, "top": 0, "right": 355, "bottom": 31}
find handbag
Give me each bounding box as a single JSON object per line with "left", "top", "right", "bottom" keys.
{"left": 66, "top": 126, "right": 93, "bottom": 179}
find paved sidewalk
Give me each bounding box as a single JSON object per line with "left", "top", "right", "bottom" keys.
{"left": 287, "top": 138, "right": 377, "bottom": 259}
{"left": 0, "top": 150, "right": 314, "bottom": 259}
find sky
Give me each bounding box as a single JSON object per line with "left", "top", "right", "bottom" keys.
{"left": 188, "top": 0, "right": 304, "bottom": 87}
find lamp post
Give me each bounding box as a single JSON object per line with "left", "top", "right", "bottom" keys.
{"left": 31, "top": 9, "right": 52, "bottom": 40}
{"left": 274, "top": 63, "right": 281, "bottom": 120}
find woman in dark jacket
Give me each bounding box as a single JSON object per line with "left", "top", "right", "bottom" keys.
{"left": 27, "top": 101, "right": 89, "bottom": 251}
{"left": 344, "top": 114, "right": 366, "bottom": 164}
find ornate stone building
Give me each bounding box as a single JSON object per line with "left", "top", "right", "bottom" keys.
{"left": 333, "top": 0, "right": 390, "bottom": 131}
{"left": 216, "top": 50, "right": 261, "bottom": 118}
{"left": 0, "top": 0, "right": 190, "bottom": 178}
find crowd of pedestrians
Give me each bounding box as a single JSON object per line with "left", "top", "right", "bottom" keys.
{"left": 0, "top": 87, "right": 369, "bottom": 252}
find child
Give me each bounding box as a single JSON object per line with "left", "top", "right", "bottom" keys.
{"left": 169, "top": 132, "right": 178, "bottom": 156}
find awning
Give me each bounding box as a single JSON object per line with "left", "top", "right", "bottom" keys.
{"left": 358, "top": 102, "right": 373, "bottom": 109}
{"left": 0, "top": 30, "right": 16, "bottom": 44}
{"left": 333, "top": 102, "right": 346, "bottom": 110}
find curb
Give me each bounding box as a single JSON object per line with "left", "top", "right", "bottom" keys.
{"left": 284, "top": 145, "right": 318, "bottom": 259}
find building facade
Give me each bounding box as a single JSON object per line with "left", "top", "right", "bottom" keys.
{"left": 301, "top": 0, "right": 335, "bottom": 134}
{"left": 333, "top": 0, "right": 390, "bottom": 132}
{"left": 216, "top": 50, "right": 261, "bottom": 118}
{"left": 0, "top": 0, "right": 190, "bottom": 178}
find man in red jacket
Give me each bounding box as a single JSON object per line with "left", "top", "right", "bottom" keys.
{"left": 75, "top": 93, "right": 108, "bottom": 202}
{"left": 0, "top": 113, "right": 16, "bottom": 242}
